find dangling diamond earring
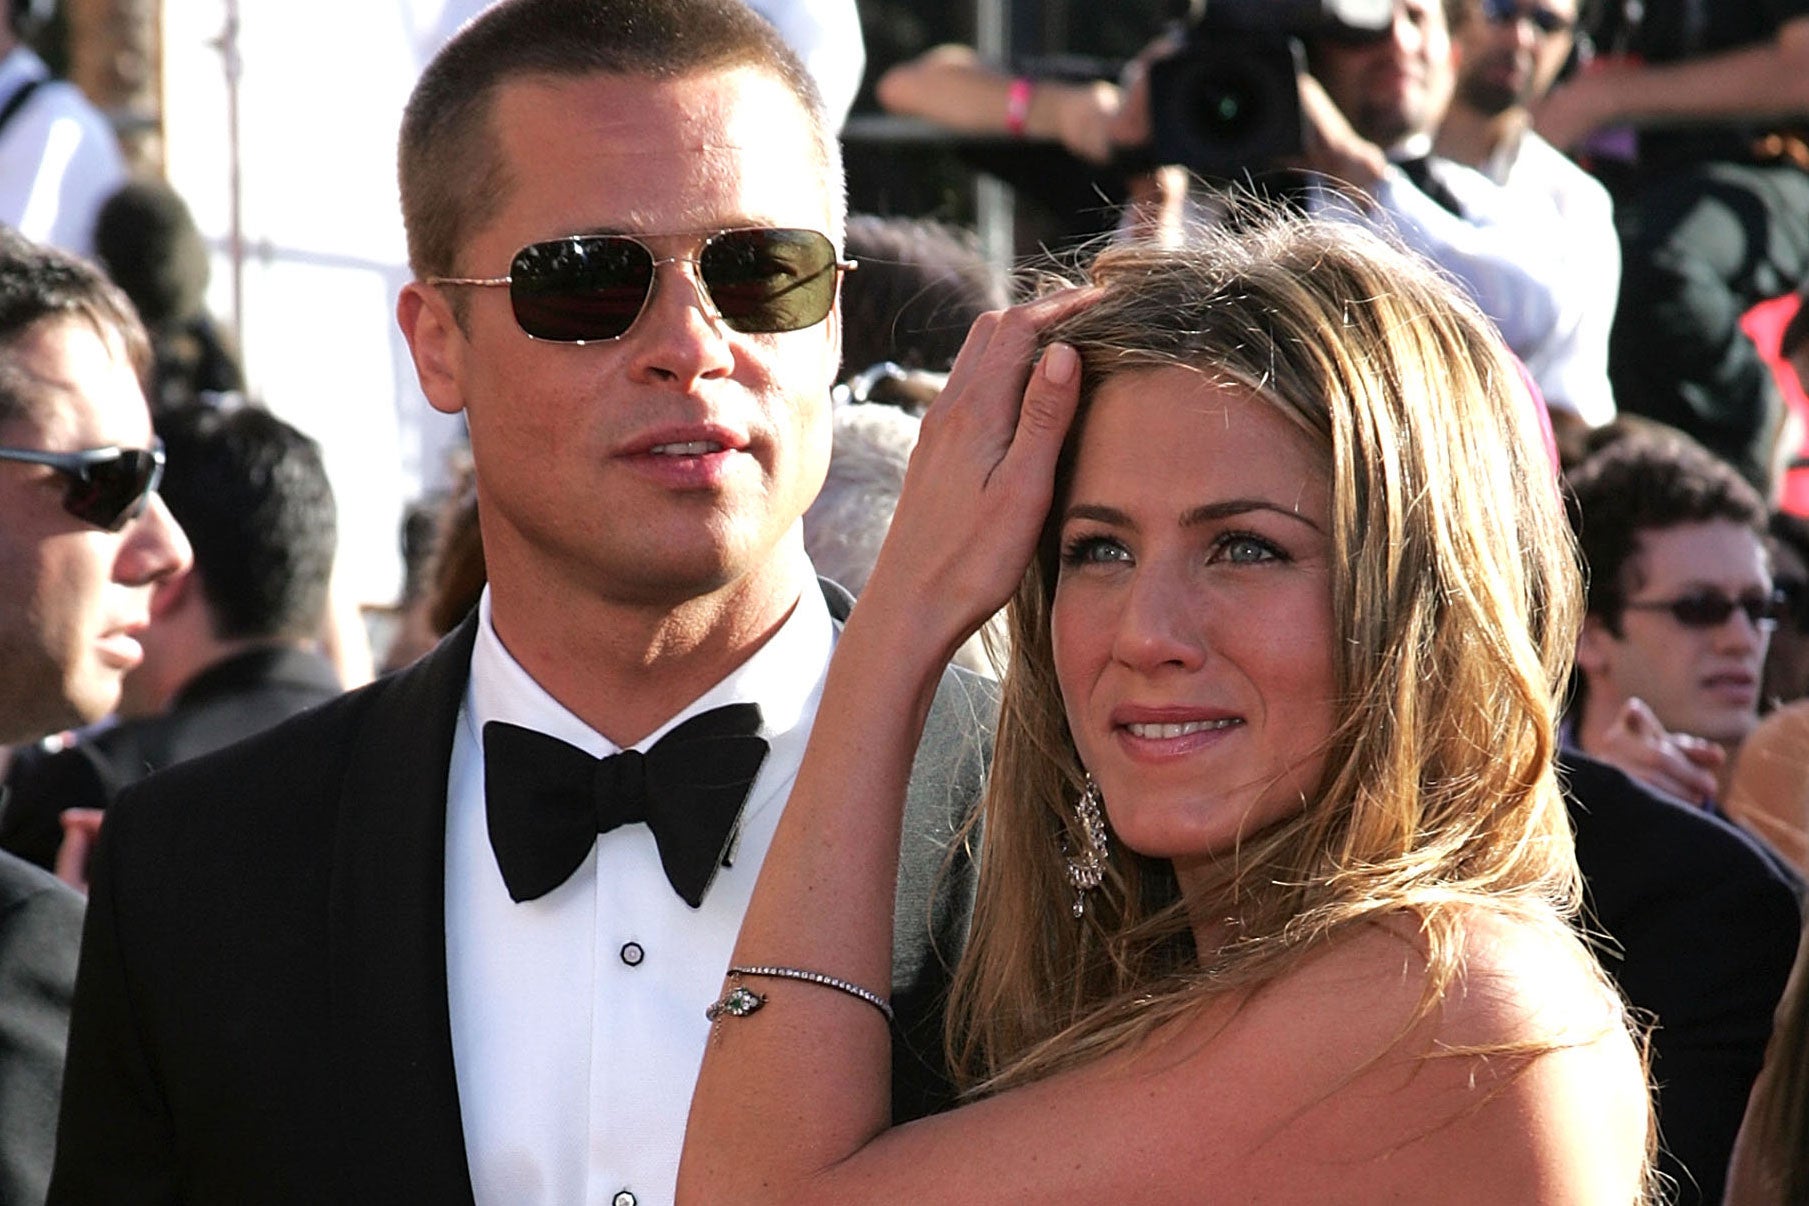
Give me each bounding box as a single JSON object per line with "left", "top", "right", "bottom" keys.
{"left": 1065, "top": 773, "right": 1109, "bottom": 919}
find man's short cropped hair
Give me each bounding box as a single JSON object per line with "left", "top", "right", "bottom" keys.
{"left": 154, "top": 401, "right": 337, "bottom": 642}
{"left": 1566, "top": 431, "right": 1768, "bottom": 633}
{"left": 399, "top": 0, "right": 842, "bottom": 282}
{"left": 0, "top": 226, "right": 150, "bottom": 426}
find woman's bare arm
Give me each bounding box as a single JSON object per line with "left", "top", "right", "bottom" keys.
{"left": 675, "top": 294, "right": 1647, "bottom": 1206}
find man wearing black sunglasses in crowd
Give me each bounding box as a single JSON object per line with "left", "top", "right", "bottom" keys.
{"left": 48, "top": 2, "right": 991, "bottom": 1204}
{"left": 1563, "top": 429, "right": 1803, "bottom": 1204}
{"left": 1287, "top": 0, "right": 1612, "bottom": 427}
{"left": 0, "top": 228, "right": 189, "bottom": 1206}
{"left": 1571, "top": 432, "right": 1786, "bottom": 804}
{"left": 0, "top": 401, "right": 346, "bottom": 886}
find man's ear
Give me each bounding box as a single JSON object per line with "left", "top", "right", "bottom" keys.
{"left": 1576, "top": 613, "right": 1617, "bottom": 679}
{"left": 398, "top": 281, "right": 468, "bottom": 417}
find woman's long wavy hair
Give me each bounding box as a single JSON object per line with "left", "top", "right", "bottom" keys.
{"left": 946, "top": 211, "right": 1590, "bottom": 1094}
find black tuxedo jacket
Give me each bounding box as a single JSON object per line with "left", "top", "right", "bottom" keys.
{"left": 0, "top": 645, "right": 344, "bottom": 870}
{"left": 49, "top": 590, "right": 994, "bottom": 1204}
{"left": 1563, "top": 750, "right": 1803, "bottom": 1206}
{"left": 0, "top": 847, "right": 82, "bottom": 1206}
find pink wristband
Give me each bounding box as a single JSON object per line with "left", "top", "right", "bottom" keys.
{"left": 1006, "top": 76, "right": 1032, "bottom": 138}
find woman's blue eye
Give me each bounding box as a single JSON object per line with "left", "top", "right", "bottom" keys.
{"left": 1217, "top": 534, "right": 1284, "bottom": 564}
{"left": 1060, "top": 535, "right": 1131, "bottom": 567}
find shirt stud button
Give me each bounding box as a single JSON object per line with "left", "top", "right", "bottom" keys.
{"left": 620, "top": 941, "right": 644, "bottom": 967}
{"left": 613, "top": 1192, "right": 636, "bottom": 1206}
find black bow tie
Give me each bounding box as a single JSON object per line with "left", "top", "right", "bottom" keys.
{"left": 482, "top": 703, "right": 769, "bottom": 908}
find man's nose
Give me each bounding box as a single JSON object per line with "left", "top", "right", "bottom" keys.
{"left": 116, "top": 492, "right": 192, "bottom": 586}
{"left": 621, "top": 259, "right": 738, "bottom": 385}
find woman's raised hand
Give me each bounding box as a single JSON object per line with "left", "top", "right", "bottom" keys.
{"left": 857, "top": 290, "right": 1094, "bottom": 660}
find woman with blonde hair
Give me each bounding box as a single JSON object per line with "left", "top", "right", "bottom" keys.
{"left": 677, "top": 210, "right": 1654, "bottom": 1202}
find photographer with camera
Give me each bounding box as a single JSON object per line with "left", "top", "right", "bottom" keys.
{"left": 880, "top": 1, "right": 1604, "bottom": 429}
{"left": 1185, "top": 0, "right": 1603, "bottom": 424}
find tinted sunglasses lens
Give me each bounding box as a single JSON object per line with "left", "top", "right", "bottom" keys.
{"left": 509, "top": 237, "right": 653, "bottom": 342}
{"left": 1754, "top": 591, "right": 1788, "bottom": 627}
{"left": 1485, "top": 1, "right": 1569, "bottom": 33}
{"left": 64, "top": 449, "right": 160, "bottom": 531}
{"left": 699, "top": 228, "right": 839, "bottom": 334}
{"left": 1668, "top": 593, "right": 1781, "bottom": 628}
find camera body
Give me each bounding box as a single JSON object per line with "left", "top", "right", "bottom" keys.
{"left": 1146, "top": 0, "right": 1393, "bottom": 179}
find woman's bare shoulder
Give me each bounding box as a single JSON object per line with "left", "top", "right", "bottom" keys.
{"left": 1147, "top": 907, "right": 1652, "bottom": 1202}
{"left": 793, "top": 907, "right": 1651, "bottom": 1204}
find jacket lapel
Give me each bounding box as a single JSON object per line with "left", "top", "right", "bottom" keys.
{"left": 316, "top": 582, "right": 930, "bottom": 1188}
{"left": 328, "top": 614, "right": 480, "bottom": 1201}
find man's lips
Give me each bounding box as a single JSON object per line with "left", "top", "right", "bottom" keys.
{"left": 617, "top": 424, "right": 751, "bottom": 484}
{"left": 646, "top": 439, "right": 725, "bottom": 457}
{"left": 1702, "top": 672, "right": 1760, "bottom": 704}
{"left": 1478, "top": 52, "right": 1530, "bottom": 86}
{"left": 618, "top": 422, "right": 749, "bottom": 459}
{"left": 1366, "top": 63, "right": 1422, "bottom": 95}
{"left": 95, "top": 626, "right": 145, "bottom": 671}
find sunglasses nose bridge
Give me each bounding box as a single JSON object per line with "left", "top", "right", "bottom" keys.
{"left": 644, "top": 253, "right": 731, "bottom": 333}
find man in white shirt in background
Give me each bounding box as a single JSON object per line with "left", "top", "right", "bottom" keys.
{"left": 1436, "top": 0, "right": 1618, "bottom": 430}
{"left": 1298, "top": 0, "right": 1609, "bottom": 424}
{"left": 0, "top": 0, "right": 124, "bottom": 258}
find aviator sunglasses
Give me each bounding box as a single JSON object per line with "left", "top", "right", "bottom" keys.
{"left": 1620, "top": 588, "right": 1786, "bottom": 631}
{"left": 428, "top": 226, "right": 853, "bottom": 344}
{"left": 1481, "top": 0, "right": 1576, "bottom": 35}
{"left": 0, "top": 440, "right": 165, "bottom": 532}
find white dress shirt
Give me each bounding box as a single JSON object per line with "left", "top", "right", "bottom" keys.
{"left": 445, "top": 575, "right": 835, "bottom": 1206}
{"left": 1477, "top": 128, "right": 1621, "bottom": 427}
{"left": 1313, "top": 135, "right": 1612, "bottom": 424}
{"left": 0, "top": 46, "right": 125, "bottom": 258}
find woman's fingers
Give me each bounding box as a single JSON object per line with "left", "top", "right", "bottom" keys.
{"left": 993, "top": 339, "right": 1080, "bottom": 495}
{"left": 1601, "top": 697, "right": 1723, "bottom": 805}
{"left": 860, "top": 291, "right": 1097, "bottom": 645}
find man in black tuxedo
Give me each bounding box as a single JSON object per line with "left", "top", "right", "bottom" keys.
{"left": 1564, "top": 432, "right": 1804, "bottom": 1202}
{"left": 0, "top": 230, "right": 190, "bottom": 1204}
{"left": 1564, "top": 750, "right": 1801, "bottom": 1205}
{"left": 0, "top": 402, "right": 343, "bottom": 878}
{"left": 48, "top": 2, "right": 992, "bottom": 1203}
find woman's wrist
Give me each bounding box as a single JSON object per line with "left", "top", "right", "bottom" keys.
{"left": 834, "top": 594, "right": 969, "bottom": 708}
{"left": 1006, "top": 76, "right": 1033, "bottom": 137}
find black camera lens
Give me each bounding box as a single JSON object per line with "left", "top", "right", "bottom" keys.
{"left": 1188, "top": 75, "right": 1268, "bottom": 144}
{"left": 1147, "top": 37, "right": 1305, "bottom": 179}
